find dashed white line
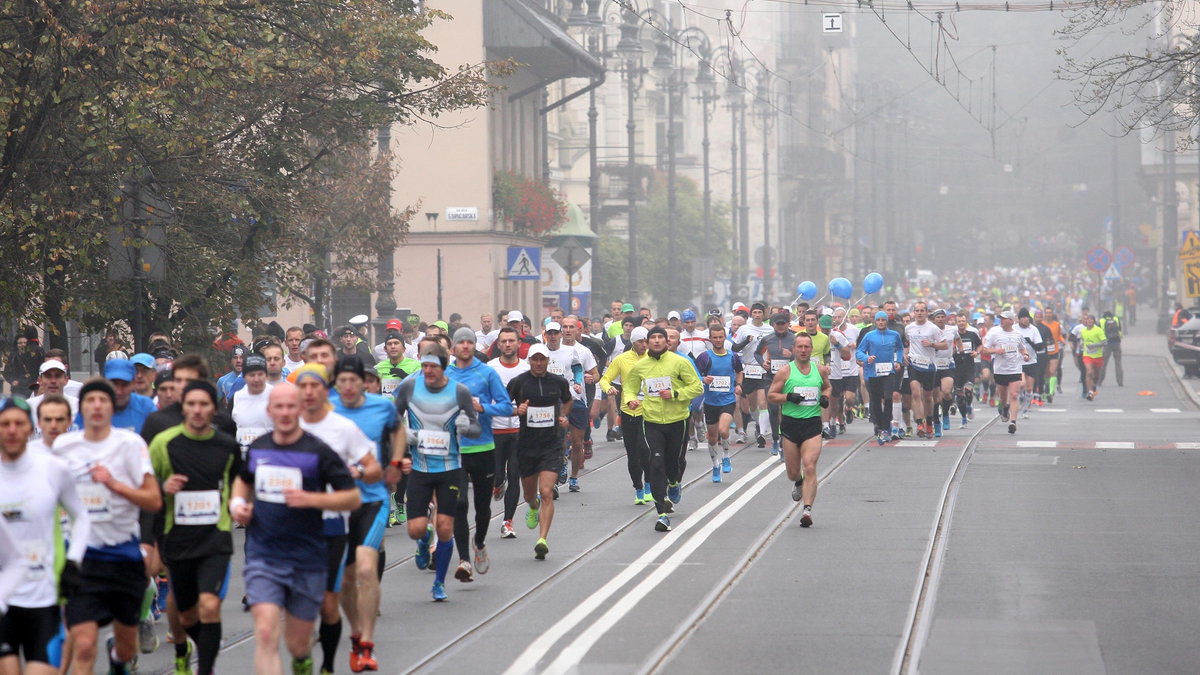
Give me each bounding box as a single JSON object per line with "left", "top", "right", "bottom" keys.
{"left": 1094, "top": 408, "right": 1124, "bottom": 413}
{"left": 1095, "top": 441, "right": 1135, "bottom": 449}
{"left": 1150, "top": 408, "right": 1182, "bottom": 413}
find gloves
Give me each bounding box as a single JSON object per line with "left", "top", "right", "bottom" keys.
{"left": 786, "top": 393, "right": 804, "bottom": 405}
{"left": 819, "top": 395, "right": 829, "bottom": 409}
{"left": 59, "top": 560, "right": 83, "bottom": 599}
{"left": 455, "top": 412, "right": 471, "bottom": 438}
{"left": 405, "top": 428, "right": 420, "bottom": 446}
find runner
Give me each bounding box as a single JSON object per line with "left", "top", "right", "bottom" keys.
{"left": 0, "top": 395, "right": 90, "bottom": 675}
{"left": 981, "top": 310, "right": 1031, "bottom": 434}
{"left": 560, "top": 317, "right": 602, "bottom": 470}
{"left": 596, "top": 327, "right": 651, "bottom": 504}
{"left": 953, "top": 313, "right": 982, "bottom": 428}
{"left": 1015, "top": 308, "right": 1044, "bottom": 421}
{"left": 766, "top": 333, "right": 831, "bottom": 527}
{"left": 541, "top": 323, "right": 589, "bottom": 493}
{"left": 757, "top": 313, "right": 796, "bottom": 454}
{"left": 830, "top": 308, "right": 861, "bottom": 435}
{"left": 56, "top": 378, "right": 163, "bottom": 675}
{"left": 904, "top": 302, "right": 945, "bottom": 439}
{"left": 856, "top": 312, "right": 905, "bottom": 445}
{"left": 1098, "top": 310, "right": 1124, "bottom": 388}
{"left": 27, "top": 359, "right": 78, "bottom": 438}
{"left": 284, "top": 326, "right": 307, "bottom": 372}
{"left": 374, "top": 332, "right": 419, "bottom": 402}
{"left": 1073, "top": 313, "right": 1106, "bottom": 401}
{"left": 390, "top": 342, "right": 481, "bottom": 602}
{"left": 149, "top": 381, "right": 241, "bottom": 675}
{"left": 622, "top": 327, "right": 703, "bottom": 533}
{"left": 693, "top": 324, "right": 742, "bottom": 482}
{"left": 1041, "top": 309, "right": 1065, "bottom": 403}
{"left": 27, "top": 393, "right": 72, "bottom": 456}
{"left": 445, "top": 328, "right": 511, "bottom": 583}
{"left": 485, "top": 327, "right": 530, "bottom": 539}
{"left": 930, "top": 309, "right": 959, "bottom": 437}
{"left": 231, "top": 354, "right": 274, "bottom": 454}
{"left": 505, "top": 344, "right": 573, "bottom": 559}
{"left": 731, "top": 303, "right": 772, "bottom": 448}
{"left": 232, "top": 382, "right": 361, "bottom": 675}
{"left": 216, "top": 346, "right": 246, "bottom": 404}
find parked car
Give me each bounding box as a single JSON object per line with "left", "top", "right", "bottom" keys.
{"left": 1168, "top": 311, "right": 1200, "bottom": 377}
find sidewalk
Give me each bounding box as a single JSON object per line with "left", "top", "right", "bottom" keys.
{"left": 1119, "top": 327, "right": 1200, "bottom": 408}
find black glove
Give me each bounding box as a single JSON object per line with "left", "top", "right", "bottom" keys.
{"left": 819, "top": 395, "right": 829, "bottom": 409}
{"left": 786, "top": 393, "right": 804, "bottom": 405}
{"left": 59, "top": 560, "right": 83, "bottom": 599}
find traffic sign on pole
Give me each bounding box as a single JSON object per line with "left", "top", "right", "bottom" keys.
{"left": 1113, "top": 245, "right": 1135, "bottom": 270}
{"left": 1086, "top": 246, "right": 1112, "bottom": 273}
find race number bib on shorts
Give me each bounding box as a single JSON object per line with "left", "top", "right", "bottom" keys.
{"left": 709, "top": 376, "right": 731, "bottom": 392}
{"left": 174, "top": 489, "right": 221, "bottom": 526}
{"left": 792, "top": 386, "right": 819, "bottom": 404}
{"left": 874, "top": 362, "right": 893, "bottom": 376}
{"left": 21, "top": 540, "right": 49, "bottom": 582}
{"left": 645, "top": 376, "right": 672, "bottom": 395}
{"left": 770, "top": 359, "right": 789, "bottom": 373}
{"left": 77, "top": 482, "right": 112, "bottom": 522}
{"left": 908, "top": 354, "right": 931, "bottom": 369}
{"left": 255, "top": 465, "right": 302, "bottom": 504}
{"left": 417, "top": 429, "right": 451, "bottom": 456}
{"left": 527, "top": 405, "right": 555, "bottom": 428}
{"left": 743, "top": 364, "right": 764, "bottom": 379}
{"left": 934, "top": 357, "right": 951, "bottom": 369}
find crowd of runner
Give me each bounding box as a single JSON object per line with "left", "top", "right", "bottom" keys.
{"left": 0, "top": 263, "right": 1131, "bottom": 674}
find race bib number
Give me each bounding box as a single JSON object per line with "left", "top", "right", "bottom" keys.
{"left": 934, "top": 357, "right": 951, "bottom": 369}
{"left": 645, "top": 376, "right": 671, "bottom": 395}
{"left": 21, "top": 540, "right": 49, "bottom": 582}
{"left": 909, "top": 354, "right": 931, "bottom": 369}
{"left": 238, "top": 427, "right": 268, "bottom": 448}
{"left": 960, "top": 343, "right": 973, "bottom": 354}
{"left": 709, "top": 376, "right": 731, "bottom": 393}
{"left": 791, "top": 386, "right": 819, "bottom": 404}
{"left": 174, "top": 489, "right": 221, "bottom": 526}
{"left": 874, "top": 362, "right": 893, "bottom": 376}
{"left": 381, "top": 378, "right": 401, "bottom": 396}
{"left": 770, "top": 359, "right": 789, "bottom": 373}
{"left": 527, "top": 405, "right": 555, "bottom": 428}
{"left": 78, "top": 482, "right": 112, "bottom": 523}
{"left": 1004, "top": 343, "right": 1019, "bottom": 357}
{"left": 743, "top": 364, "right": 765, "bottom": 379}
{"left": 255, "top": 465, "right": 301, "bottom": 504}
{"left": 417, "top": 429, "right": 451, "bottom": 456}
{"left": 548, "top": 362, "right": 566, "bottom": 377}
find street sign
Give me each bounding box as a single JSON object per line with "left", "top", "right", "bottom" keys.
{"left": 445, "top": 207, "right": 478, "bottom": 221}
{"left": 1185, "top": 260, "right": 1200, "bottom": 298}
{"left": 1085, "top": 246, "right": 1112, "bottom": 273}
{"left": 1180, "top": 230, "right": 1200, "bottom": 260}
{"left": 1103, "top": 265, "right": 1121, "bottom": 282}
{"left": 1113, "top": 245, "right": 1135, "bottom": 270}
{"left": 506, "top": 246, "right": 541, "bottom": 280}
{"left": 823, "top": 13, "right": 843, "bottom": 32}
{"left": 551, "top": 238, "right": 590, "bottom": 276}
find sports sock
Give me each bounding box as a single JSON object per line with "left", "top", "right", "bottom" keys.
{"left": 196, "top": 621, "right": 221, "bottom": 675}
{"left": 434, "top": 539, "right": 454, "bottom": 584}
{"left": 140, "top": 579, "right": 157, "bottom": 621}
{"left": 319, "top": 619, "right": 341, "bottom": 673}
{"left": 1048, "top": 375, "right": 1057, "bottom": 394}
{"left": 185, "top": 621, "right": 201, "bottom": 645}
{"left": 757, "top": 410, "right": 769, "bottom": 434}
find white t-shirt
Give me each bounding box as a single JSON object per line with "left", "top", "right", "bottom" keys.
{"left": 0, "top": 450, "right": 90, "bottom": 608}
{"left": 231, "top": 385, "right": 274, "bottom": 448}
{"left": 734, "top": 322, "right": 772, "bottom": 379}
{"left": 935, "top": 324, "right": 959, "bottom": 370}
{"left": 487, "top": 358, "right": 530, "bottom": 430}
{"left": 547, "top": 343, "right": 593, "bottom": 402}
{"left": 905, "top": 321, "right": 942, "bottom": 371}
{"left": 984, "top": 327, "right": 1026, "bottom": 375}
{"left": 64, "top": 380, "right": 83, "bottom": 399}
{"left": 52, "top": 428, "right": 153, "bottom": 549}
{"left": 27, "top": 394, "right": 79, "bottom": 439}
{"left": 677, "top": 328, "right": 710, "bottom": 359}
{"left": 834, "top": 323, "right": 861, "bottom": 377}
{"left": 1016, "top": 323, "right": 1043, "bottom": 365}
{"left": 284, "top": 354, "right": 305, "bottom": 372}
{"left": 300, "top": 411, "right": 375, "bottom": 523}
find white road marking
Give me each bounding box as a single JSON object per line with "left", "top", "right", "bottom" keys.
{"left": 1038, "top": 408, "right": 1067, "bottom": 412}
{"left": 1016, "top": 440, "right": 1058, "bottom": 448}
{"left": 1177, "top": 442, "right": 1200, "bottom": 449}
{"left": 1095, "top": 441, "right": 1135, "bottom": 449}
{"left": 1150, "top": 408, "right": 1182, "bottom": 413}
{"left": 502, "top": 454, "right": 780, "bottom": 675}
{"left": 1094, "top": 408, "right": 1124, "bottom": 413}
{"left": 896, "top": 440, "right": 939, "bottom": 447}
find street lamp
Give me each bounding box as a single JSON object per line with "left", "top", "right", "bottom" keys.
{"left": 682, "top": 29, "right": 718, "bottom": 305}
{"left": 651, "top": 28, "right": 680, "bottom": 309}
{"left": 615, "top": 4, "right": 645, "bottom": 305}
{"left": 713, "top": 47, "right": 746, "bottom": 295}
{"left": 752, "top": 71, "right": 776, "bottom": 300}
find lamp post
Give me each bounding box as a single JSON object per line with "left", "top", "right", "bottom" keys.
{"left": 373, "top": 123, "right": 397, "bottom": 344}
{"left": 681, "top": 28, "right": 717, "bottom": 306}
{"left": 651, "top": 29, "right": 678, "bottom": 309}
{"left": 719, "top": 53, "right": 746, "bottom": 296}
{"left": 615, "top": 5, "right": 645, "bottom": 304}
{"left": 752, "top": 73, "right": 775, "bottom": 301}
{"left": 571, "top": 0, "right": 605, "bottom": 301}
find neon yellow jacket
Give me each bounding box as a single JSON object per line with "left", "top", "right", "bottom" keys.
{"left": 599, "top": 349, "right": 646, "bottom": 418}
{"left": 623, "top": 350, "right": 703, "bottom": 424}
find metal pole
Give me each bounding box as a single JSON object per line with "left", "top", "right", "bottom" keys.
{"left": 739, "top": 99, "right": 750, "bottom": 297}
{"left": 588, "top": 84, "right": 601, "bottom": 292}
{"left": 762, "top": 112, "right": 771, "bottom": 301}
{"left": 567, "top": 248, "right": 575, "bottom": 313}
{"left": 375, "top": 124, "right": 396, "bottom": 332}
{"left": 666, "top": 75, "right": 678, "bottom": 309}
{"left": 627, "top": 60, "right": 640, "bottom": 304}
{"left": 702, "top": 95, "right": 712, "bottom": 255}
{"left": 1164, "top": 131, "right": 1178, "bottom": 308}
{"left": 730, "top": 99, "right": 740, "bottom": 291}
{"left": 437, "top": 248, "right": 444, "bottom": 320}
{"left": 133, "top": 229, "right": 144, "bottom": 352}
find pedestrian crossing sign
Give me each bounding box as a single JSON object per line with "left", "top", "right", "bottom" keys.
{"left": 1179, "top": 230, "right": 1200, "bottom": 260}
{"left": 506, "top": 246, "right": 541, "bottom": 280}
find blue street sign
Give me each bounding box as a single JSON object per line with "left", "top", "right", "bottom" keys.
{"left": 506, "top": 247, "right": 541, "bottom": 280}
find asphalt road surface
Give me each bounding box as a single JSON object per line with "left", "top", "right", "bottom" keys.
{"left": 130, "top": 343, "right": 1199, "bottom": 674}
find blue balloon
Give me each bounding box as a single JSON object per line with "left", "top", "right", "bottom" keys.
{"left": 863, "top": 272, "right": 884, "bottom": 295}
{"left": 828, "top": 277, "right": 853, "bottom": 300}
{"left": 796, "top": 281, "right": 817, "bottom": 300}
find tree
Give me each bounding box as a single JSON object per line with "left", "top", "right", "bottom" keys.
{"left": 593, "top": 172, "right": 733, "bottom": 311}
{"left": 1059, "top": 2, "right": 1200, "bottom": 138}
{"left": 0, "top": 0, "right": 510, "bottom": 349}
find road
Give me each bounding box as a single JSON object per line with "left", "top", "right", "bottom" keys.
{"left": 133, "top": 337, "right": 1200, "bottom": 674}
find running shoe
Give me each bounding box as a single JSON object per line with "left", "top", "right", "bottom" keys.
{"left": 721, "top": 456, "right": 732, "bottom": 473}
{"left": 492, "top": 477, "right": 506, "bottom": 502}
{"left": 606, "top": 428, "right": 617, "bottom": 442}
{"left": 737, "top": 431, "right": 747, "bottom": 444}
{"left": 838, "top": 422, "right": 846, "bottom": 434}
{"left": 799, "top": 508, "right": 813, "bottom": 528}
{"left": 667, "top": 482, "right": 682, "bottom": 504}
{"left": 821, "top": 425, "right": 832, "bottom": 440}
{"left": 534, "top": 538, "right": 549, "bottom": 560}
{"left": 662, "top": 498, "right": 674, "bottom": 514}
{"left": 414, "top": 525, "right": 432, "bottom": 570}
{"left": 943, "top": 413, "right": 951, "bottom": 428}
{"left": 349, "top": 633, "right": 363, "bottom": 673}
{"left": 357, "top": 641, "right": 378, "bottom": 672}
{"left": 877, "top": 431, "right": 889, "bottom": 446}
{"left": 791, "top": 479, "right": 803, "bottom": 502}
{"left": 905, "top": 425, "right": 913, "bottom": 438}
{"left": 394, "top": 503, "right": 406, "bottom": 525}
{"left": 960, "top": 417, "right": 968, "bottom": 429}
{"left": 552, "top": 484, "right": 559, "bottom": 500}
{"left": 500, "top": 521, "right": 516, "bottom": 539}
{"left": 1086, "top": 391, "right": 1095, "bottom": 401}
{"left": 933, "top": 420, "right": 943, "bottom": 438}
{"left": 756, "top": 433, "right": 767, "bottom": 448}
{"left": 891, "top": 427, "right": 902, "bottom": 441}
{"left": 568, "top": 477, "right": 580, "bottom": 493}
{"left": 711, "top": 466, "right": 721, "bottom": 483}
{"left": 770, "top": 439, "right": 780, "bottom": 455}
{"left": 557, "top": 463, "right": 568, "bottom": 485}
{"left": 1008, "top": 421, "right": 1017, "bottom": 434}
{"left": 614, "top": 426, "right": 623, "bottom": 440}
{"left": 474, "top": 543, "right": 490, "bottom": 575}
{"left": 655, "top": 514, "right": 672, "bottom": 532}
{"left": 292, "top": 655, "right": 314, "bottom": 675}
{"left": 431, "top": 581, "right": 447, "bottom": 602}
{"left": 584, "top": 440, "right": 593, "bottom": 459}
{"left": 173, "top": 638, "right": 192, "bottom": 675}
{"left": 139, "top": 617, "right": 159, "bottom": 654}
{"left": 634, "top": 488, "right": 647, "bottom": 505}
{"left": 107, "top": 635, "right": 137, "bottom": 675}
{"left": 688, "top": 436, "right": 698, "bottom": 452}
{"left": 525, "top": 505, "right": 539, "bottom": 529}
{"left": 644, "top": 481, "right": 652, "bottom": 497}
{"left": 949, "top": 403, "right": 957, "bottom": 416}
{"left": 454, "top": 560, "right": 474, "bottom": 583}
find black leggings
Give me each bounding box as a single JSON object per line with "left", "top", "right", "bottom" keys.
{"left": 620, "top": 411, "right": 649, "bottom": 489}
{"left": 867, "top": 376, "right": 897, "bottom": 433}
{"left": 494, "top": 432, "right": 522, "bottom": 521}
{"left": 641, "top": 419, "right": 687, "bottom": 514}
{"left": 454, "top": 450, "right": 495, "bottom": 559}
